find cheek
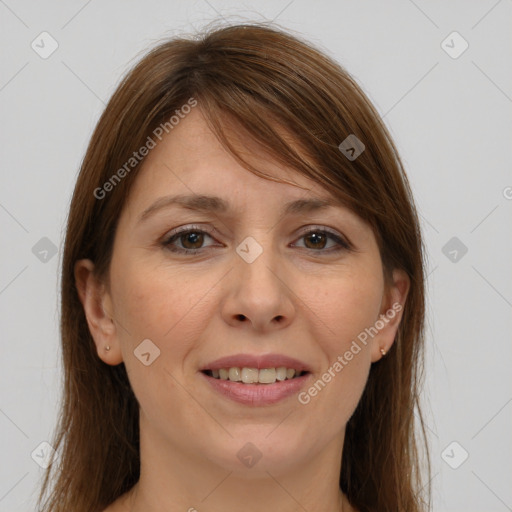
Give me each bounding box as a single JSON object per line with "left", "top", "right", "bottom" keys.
{"left": 110, "top": 264, "right": 212, "bottom": 414}
{"left": 304, "top": 281, "right": 378, "bottom": 429}
{"left": 338, "top": 286, "right": 382, "bottom": 345}
{"left": 303, "top": 264, "right": 384, "bottom": 348}
{"left": 110, "top": 261, "right": 219, "bottom": 407}
{"left": 296, "top": 264, "right": 382, "bottom": 417}
{"left": 113, "top": 262, "right": 209, "bottom": 341}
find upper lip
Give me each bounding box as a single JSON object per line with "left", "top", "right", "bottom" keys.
{"left": 200, "top": 353, "right": 311, "bottom": 373}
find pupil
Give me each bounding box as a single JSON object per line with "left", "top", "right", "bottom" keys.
{"left": 183, "top": 232, "right": 203, "bottom": 249}
{"left": 306, "top": 232, "right": 326, "bottom": 249}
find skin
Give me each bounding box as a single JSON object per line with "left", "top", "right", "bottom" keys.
{"left": 75, "top": 107, "right": 409, "bottom": 512}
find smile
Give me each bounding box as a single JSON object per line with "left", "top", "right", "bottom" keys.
{"left": 199, "top": 369, "right": 312, "bottom": 406}
{"left": 202, "top": 367, "right": 308, "bottom": 384}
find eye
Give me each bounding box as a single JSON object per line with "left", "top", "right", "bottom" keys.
{"left": 292, "top": 227, "right": 351, "bottom": 253}
{"left": 162, "top": 225, "right": 217, "bottom": 254}
{"left": 161, "top": 224, "right": 352, "bottom": 255}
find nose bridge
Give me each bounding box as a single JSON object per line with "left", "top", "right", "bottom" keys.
{"left": 235, "top": 232, "right": 281, "bottom": 292}
{"left": 222, "top": 231, "right": 295, "bottom": 330}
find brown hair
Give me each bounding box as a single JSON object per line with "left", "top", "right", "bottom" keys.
{"left": 37, "top": 21, "right": 431, "bottom": 512}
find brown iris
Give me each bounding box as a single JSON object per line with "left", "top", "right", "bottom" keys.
{"left": 303, "top": 232, "right": 327, "bottom": 250}
{"left": 180, "top": 232, "right": 205, "bottom": 250}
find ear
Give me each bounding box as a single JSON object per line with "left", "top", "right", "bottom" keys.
{"left": 370, "top": 268, "right": 410, "bottom": 363}
{"left": 74, "top": 259, "right": 123, "bottom": 365}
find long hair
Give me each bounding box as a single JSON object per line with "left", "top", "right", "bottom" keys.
{"left": 37, "top": 22, "right": 431, "bottom": 512}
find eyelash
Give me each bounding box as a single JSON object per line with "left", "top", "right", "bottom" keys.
{"left": 161, "top": 224, "right": 351, "bottom": 256}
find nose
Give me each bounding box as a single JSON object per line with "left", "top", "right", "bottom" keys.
{"left": 220, "top": 241, "right": 295, "bottom": 333}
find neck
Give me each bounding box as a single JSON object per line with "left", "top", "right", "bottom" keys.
{"left": 123, "top": 415, "right": 348, "bottom": 512}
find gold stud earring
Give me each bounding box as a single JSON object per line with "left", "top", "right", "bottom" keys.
{"left": 105, "top": 345, "right": 111, "bottom": 351}
{"left": 380, "top": 348, "right": 386, "bottom": 356}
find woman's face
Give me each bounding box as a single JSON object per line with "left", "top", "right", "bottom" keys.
{"left": 76, "top": 107, "right": 409, "bottom": 478}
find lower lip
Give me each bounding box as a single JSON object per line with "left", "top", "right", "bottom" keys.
{"left": 199, "top": 371, "right": 311, "bottom": 406}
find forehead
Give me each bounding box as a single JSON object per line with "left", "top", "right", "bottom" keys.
{"left": 125, "top": 107, "right": 340, "bottom": 211}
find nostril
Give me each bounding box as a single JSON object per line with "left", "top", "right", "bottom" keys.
{"left": 236, "top": 314, "right": 246, "bottom": 321}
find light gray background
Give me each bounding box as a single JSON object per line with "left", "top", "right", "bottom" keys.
{"left": 1, "top": 1, "right": 511, "bottom": 511}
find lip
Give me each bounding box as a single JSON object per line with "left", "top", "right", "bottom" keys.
{"left": 199, "top": 353, "right": 312, "bottom": 373}
{"left": 198, "top": 353, "right": 313, "bottom": 406}
{"left": 199, "top": 371, "right": 312, "bottom": 406}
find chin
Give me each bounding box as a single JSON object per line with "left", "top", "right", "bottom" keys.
{"left": 203, "top": 430, "right": 309, "bottom": 476}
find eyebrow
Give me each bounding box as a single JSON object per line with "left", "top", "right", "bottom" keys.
{"left": 137, "top": 194, "right": 344, "bottom": 224}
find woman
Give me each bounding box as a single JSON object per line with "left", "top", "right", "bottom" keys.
{"left": 37, "top": 22, "right": 431, "bottom": 512}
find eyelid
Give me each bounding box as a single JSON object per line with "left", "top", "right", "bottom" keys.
{"left": 164, "top": 223, "right": 348, "bottom": 242}
{"left": 163, "top": 223, "right": 219, "bottom": 239}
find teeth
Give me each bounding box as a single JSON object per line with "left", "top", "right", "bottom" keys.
{"left": 276, "top": 367, "right": 287, "bottom": 381}
{"left": 208, "top": 366, "right": 303, "bottom": 384}
{"left": 258, "top": 368, "right": 276, "bottom": 384}
{"left": 286, "top": 368, "right": 296, "bottom": 379}
{"left": 241, "top": 368, "right": 258, "bottom": 383}
{"left": 228, "top": 367, "right": 241, "bottom": 381}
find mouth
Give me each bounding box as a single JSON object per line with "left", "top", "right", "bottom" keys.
{"left": 199, "top": 367, "right": 312, "bottom": 406}
{"left": 198, "top": 353, "right": 313, "bottom": 405}
{"left": 201, "top": 367, "right": 310, "bottom": 384}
